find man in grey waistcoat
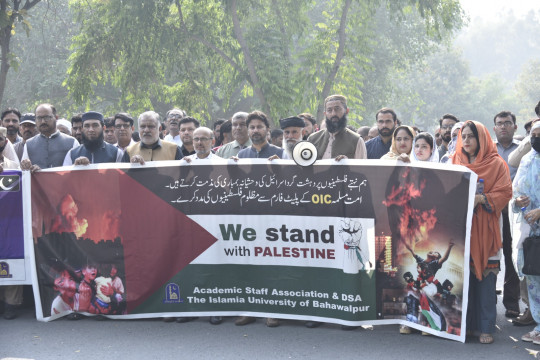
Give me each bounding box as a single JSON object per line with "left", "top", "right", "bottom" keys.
{"left": 20, "top": 103, "right": 79, "bottom": 171}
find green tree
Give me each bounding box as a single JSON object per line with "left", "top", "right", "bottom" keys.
{"left": 0, "top": 0, "right": 42, "bottom": 106}
{"left": 515, "top": 59, "right": 540, "bottom": 121}
{"left": 65, "top": 0, "right": 465, "bottom": 125}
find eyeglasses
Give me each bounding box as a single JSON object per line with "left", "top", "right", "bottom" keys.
{"left": 36, "top": 115, "right": 54, "bottom": 121}
{"left": 495, "top": 121, "right": 514, "bottom": 128}
{"left": 193, "top": 137, "right": 212, "bottom": 142}
{"left": 115, "top": 124, "right": 131, "bottom": 129}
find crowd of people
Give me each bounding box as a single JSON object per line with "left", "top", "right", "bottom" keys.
{"left": 0, "top": 95, "right": 539, "bottom": 345}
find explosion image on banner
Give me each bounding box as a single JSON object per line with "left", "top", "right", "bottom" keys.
{"left": 376, "top": 166, "right": 467, "bottom": 336}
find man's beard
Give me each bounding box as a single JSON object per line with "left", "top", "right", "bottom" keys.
{"left": 325, "top": 115, "right": 347, "bottom": 133}
{"left": 378, "top": 126, "right": 394, "bottom": 137}
{"left": 442, "top": 133, "right": 452, "bottom": 143}
{"left": 283, "top": 138, "right": 299, "bottom": 158}
{"left": 251, "top": 133, "right": 265, "bottom": 145}
{"left": 82, "top": 132, "right": 104, "bottom": 152}
{"left": 6, "top": 127, "right": 18, "bottom": 136}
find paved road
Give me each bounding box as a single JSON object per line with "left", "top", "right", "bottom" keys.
{"left": 1, "top": 291, "right": 538, "bottom": 360}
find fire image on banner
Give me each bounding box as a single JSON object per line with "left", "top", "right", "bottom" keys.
{"left": 27, "top": 160, "right": 475, "bottom": 342}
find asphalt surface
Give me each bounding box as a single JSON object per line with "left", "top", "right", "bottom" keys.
{"left": 2, "top": 263, "right": 540, "bottom": 360}
{"left": 0, "top": 292, "right": 538, "bottom": 360}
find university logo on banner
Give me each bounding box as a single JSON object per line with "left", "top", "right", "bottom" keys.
{"left": 29, "top": 160, "right": 474, "bottom": 342}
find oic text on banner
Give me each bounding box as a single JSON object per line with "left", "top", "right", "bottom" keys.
{"left": 28, "top": 160, "right": 475, "bottom": 342}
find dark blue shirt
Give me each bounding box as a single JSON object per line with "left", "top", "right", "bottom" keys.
{"left": 365, "top": 136, "right": 391, "bottom": 159}
{"left": 237, "top": 143, "right": 284, "bottom": 159}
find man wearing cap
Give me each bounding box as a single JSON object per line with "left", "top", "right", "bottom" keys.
{"left": 1, "top": 107, "right": 22, "bottom": 144}
{"left": 56, "top": 119, "right": 72, "bottom": 136}
{"left": 308, "top": 95, "right": 366, "bottom": 160}
{"left": 21, "top": 103, "right": 79, "bottom": 171}
{"left": 63, "top": 111, "right": 123, "bottom": 166}
{"left": 268, "top": 116, "right": 305, "bottom": 160}
{"left": 216, "top": 112, "right": 252, "bottom": 158}
{"left": 13, "top": 113, "right": 38, "bottom": 161}
{"left": 122, "top": 111, "right": 182, "bottom": 165}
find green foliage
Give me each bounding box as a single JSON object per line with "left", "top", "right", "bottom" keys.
{"left": 515, "top": 59, "right": 540, "bottom": 120}
{"left": 56, "top": 0, "right": 464, "bottom": 127}
{"left": 1, "top": 1, "right": 75, "bottom": 112}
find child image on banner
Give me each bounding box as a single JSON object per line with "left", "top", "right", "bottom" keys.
{"left": 51, "top": 269, "right": 80, "bottom": 315}
{"left": 50, "top": 262, "right": 126, "bottom": 317}
{"left": 32, "top": 188, "right": 127, "bottom": 318}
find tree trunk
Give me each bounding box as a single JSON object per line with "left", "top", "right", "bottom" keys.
{"left": 0, "top": 0, "right": 41, "bottom": 106}
{"left": 0, "top": 25, "right": 13, "bottom": 107}
{"left": 316, "top": 0, "right": 351, "bottom": 123}
{"left": 230, "top": 0, "right": 271, "bottom": 118}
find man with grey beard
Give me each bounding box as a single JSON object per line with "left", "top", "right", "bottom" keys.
{"left": 279, "top": 116, "right": 304, "bottom": 159}
{"left": 308, "top": 95, "right": 366, "bottom": 160}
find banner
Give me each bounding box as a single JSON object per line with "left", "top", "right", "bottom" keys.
{"left": 0, "top": 169, "right": 32, "bottom": 285}
{"left": 28, "top": 160, "right": 475, "bottom": 342}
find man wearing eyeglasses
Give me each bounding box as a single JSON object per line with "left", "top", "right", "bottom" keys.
{"left": 437, "top": 114, "right": 459, "bottom": 159}
{"left": 113, "top": 113, "right": 136, "bottom": 152}
{"left": 63, "top": 111, "right": 123, "bottom": 166}
{"left": 164, "top": 108, "right": 186, "bottom": 146}
{"left": 20, "top": 103, "right": 79, "bottom": 171}
{"left": 182, "top": 127, "right": 221, "bottom": 162}
{"left": 493, "top": 110, "right": 521, "bottom": 321}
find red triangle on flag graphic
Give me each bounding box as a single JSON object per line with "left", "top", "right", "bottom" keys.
{"left": 117, "top": 169, "right": 217, "bottom": 313}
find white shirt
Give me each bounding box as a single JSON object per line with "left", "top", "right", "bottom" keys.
{"left": 115, "top": 138, "right": 137, "bottom": 152}
{"left": 164, "top": 134, "right": 183, "bottom": 147}
{"left": 184, "top": 152, "right": 222, "bottom": 161}
{"left": 51, "top": 293, "right": 79, "bottom": 315}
